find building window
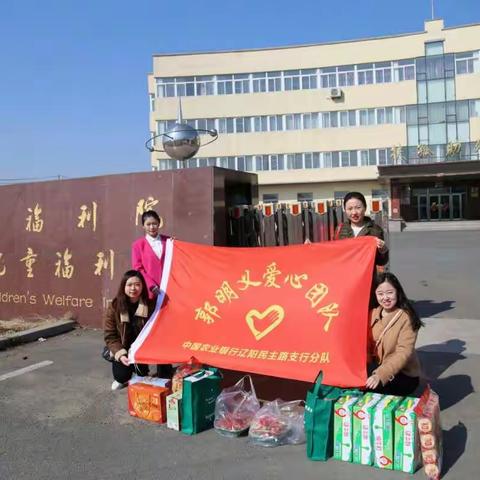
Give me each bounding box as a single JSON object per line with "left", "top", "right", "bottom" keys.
{"left": 284, "top": 70, "right": 301, "bottom": 90}
{"left": 233, "top": 74, "right": 250, "bottom": 94}
{"left": 338, "top": 65, "right": 355, "bottom": 86}
{"left": 297, "top": 192, "right": 313, "bottom": 202}
{"left": 320, "top": 67, "right": 337, "bottom": 88}
{"left": 425, "top": 41, "right": 444, "bottom": 56}
{"left": 372, "top": 189, "right": 388, "bottom": 198}
{"left": 217, "top": 75, "right": 233, "bottom": 95}
{"left": 357, "top": 63, "right": 374, "bottom": 85}
{"left": 334, "top": 191, "right": 349, "bottom": 205}
{"left": 455, "top": 51, "right": 480, "bottom": 74}
{"left": 252, "top": 72, "right": 267, "bottom": 93}
{"left": 263, "top": 193, "right": 279, "bottom": 204}
{"left": 267, "top": 71, "right": 282, "bottom": 92}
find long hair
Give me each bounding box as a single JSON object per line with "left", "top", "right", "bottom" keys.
{"left": 113, "top": 270, "right": 149, "bottom": 314}
{"left": 373, "top": 272, "right": 423, "bottom": 330}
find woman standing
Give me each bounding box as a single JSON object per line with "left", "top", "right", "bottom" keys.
{"left": 104, "top": 270, "right": 155, "bottom": 390}
{"left": 131, "top": 210, "right": 168, "bottom": 299}
{"left": 366, "top": 272, "right": 423, "bottom": 396}
{"left": 131, "top": 209, "right": 173, "bottom": 378}
{"left": 336, "top": 192, "right": 389, "bottom": 267}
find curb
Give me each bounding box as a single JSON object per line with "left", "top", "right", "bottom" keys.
{"left": 0, "top": 320, "right": 77, "bottom": 351}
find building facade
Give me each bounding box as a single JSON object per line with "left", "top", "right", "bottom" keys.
{"left": 148, "top": 19, "right": 480, "bottom": 221}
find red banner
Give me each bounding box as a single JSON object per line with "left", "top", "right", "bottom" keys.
{"left": 130, "top": 237, "right": 376, "bottom": 386}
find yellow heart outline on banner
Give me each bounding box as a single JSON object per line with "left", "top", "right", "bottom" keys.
{"left": 246, "top": 305, "right": 285, "bottom": 341}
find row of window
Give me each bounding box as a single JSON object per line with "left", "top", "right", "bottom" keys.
{"left": 153, "top": 50, "right": 479, "bottom": 99}
{"left": 155, "top": 106, "right": 407, "bottom": 136}
{"left": 154, "top": 99, "right": 480, "bottom": 137}
{"left": 153, "top": 143, "right": 480, "bottom": 173}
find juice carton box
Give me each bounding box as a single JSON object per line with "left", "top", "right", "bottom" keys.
{"left": 394, "top": 397, "right": 422, "bottom": 473}
{"left": 166, "top": 391, "right": 182, "bottom": 431}
{"left": 333, "top": 395, "right": 360, "bottom": 462}
{"left": 373, "top": 395, "right": 404, "bottom": 469}
{"left": 352, "top": 392, "right": 383, "bottom": 465}
{"left": 127, "top": 383, "right": 170, "bottom": 424}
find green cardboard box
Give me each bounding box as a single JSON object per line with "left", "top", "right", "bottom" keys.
{"left": 333, "top": 395, "right": 359, "bottom": 462}
{"left": 394, "top": 397, "right": 422, "bottom": 473}
{"left": 352, "top": 392, "right": 383, "bottom": 465}
{"left": 372, "top": 395, "right": 403, "bottom": 469}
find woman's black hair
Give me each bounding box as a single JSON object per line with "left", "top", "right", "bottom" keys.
{"left": 343, "top": 191, "right": 367, "bottom": 209}
{"left": 141, "top": 210, "right": 161, "bottom": 225}
{"left": 374, "top": 272, "right": 424, "bottom": 330}
{"left": 113, "top": 270, "right": 149, "bottom": 314}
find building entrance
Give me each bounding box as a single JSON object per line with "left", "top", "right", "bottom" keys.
{"left": 415, "top": 191, "right": 463, "bottom": 220}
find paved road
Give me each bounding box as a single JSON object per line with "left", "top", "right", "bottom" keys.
{"left": 389, "top": 230, "right": 480, "bottom": 319}
{"left": 0, "top": 230, "right": 478, "bottom": 480}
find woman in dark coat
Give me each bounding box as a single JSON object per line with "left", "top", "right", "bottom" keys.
{"left": 104, "top": 270, "right": 156, "bottom": 390}
{"left": 336, "top": 191, "right": 389, "bottom": 267}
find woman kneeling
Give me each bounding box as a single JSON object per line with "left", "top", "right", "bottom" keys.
{"left": 366, "top": 272, "right": 423, "bottom": 396}
{"left": 104, "top": 270, "right": 155, "bottom": 390}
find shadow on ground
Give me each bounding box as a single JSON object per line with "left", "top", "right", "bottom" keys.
{"left": 442, "top": 422, "right": 468, "bottom": 477}
{"left": 413, "top": 299, "right": 455, "bottom": 317}
{"left": 417, "top": 339, "right": 474, "bottom": 409}
{"left": 417, "top": 339, "right": 473, "bottom": 475}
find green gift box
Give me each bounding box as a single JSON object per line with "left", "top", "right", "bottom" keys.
{"left": 305, "top": 371, "right": 361, "bottom": 461}
{"left": 181, "top": 368, "right": 221, "bottom": 435}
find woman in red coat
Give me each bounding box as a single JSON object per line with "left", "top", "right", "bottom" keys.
{"left": 131, "top": 210, "right": 168, "bottom": 299}
{"left": 131, "top": 209, "right": 173, "bottom": 377}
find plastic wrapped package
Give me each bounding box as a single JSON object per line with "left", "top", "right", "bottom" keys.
{"left": 415, "top": 386, "right": 443, "bottom": 480}
{"left": 172, "top": 357, "right": 202, "bottom": 393}
{"left": 214, "top": 375, "right": 260, "bottom": 437}
{"left": 249, "top": 399, "right": 305, "bottom": 447}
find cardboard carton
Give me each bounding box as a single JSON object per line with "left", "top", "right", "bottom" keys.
{"left": 373, "top": 395, "right": 403, "bottom": 469}
{"left": 352, "top": 392, "right": 383, "bottom": 465}
{"left": 166, "top": 391, "right": 182, "bottom": 431}
{"left": 333, "top": 395, "right": 359, "bottom": 462}
{"left": 394, "top": 397, "right": 421, "bottom": 473}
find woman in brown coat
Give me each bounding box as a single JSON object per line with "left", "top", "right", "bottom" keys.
{"left": 104, "top": 270, "right": 156, "bottom": 390}
{"left": 366, "top": 272, "right": 423, "bottom": 396}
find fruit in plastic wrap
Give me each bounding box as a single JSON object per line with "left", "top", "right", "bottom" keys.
{"left": 248, "top": 399, "right": 305, "bottom": 447}
{"left": 214, "top": 376, "right": 260, "bottom": 437}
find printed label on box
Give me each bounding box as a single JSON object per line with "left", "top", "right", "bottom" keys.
{"left": 166, "top": 392, "right": 182, "bottom": 431}
{"left": 373, "top": 395, "right": 403, "bottom": 469}
{"left": 352, "top": 392, "right": 383, "bottom": 465}
{"left": 334, "top": 395, "right": 359, "bottom": 462}
{"left": 394, "top": 397, "right": 421, "bottom": 473}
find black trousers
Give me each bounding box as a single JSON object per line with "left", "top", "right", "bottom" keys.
{"left": 111, "top": 362, "right": 174, "bottom": 384}
{"left": 112, "top": 361, "right": 149, "bottom": 384}
{"left": 371, "top": 372, "right": 419, "bottom": 396}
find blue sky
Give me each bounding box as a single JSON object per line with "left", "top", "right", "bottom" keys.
{"left": 1, "top": 0, "right": 479, "bottom": 182}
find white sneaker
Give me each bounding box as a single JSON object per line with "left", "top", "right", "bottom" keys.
{"left": 111, "top": 380, "right": 127, "bottom": 391}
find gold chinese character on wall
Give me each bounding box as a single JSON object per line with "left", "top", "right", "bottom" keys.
{"left": 25, "top": 203, "right": 44, "bottom": 232}
{"left": 55, "top": 248, "right": 74, "bottom": 279}
{"left": 0, "top": 253, "right": 6, "bottom": 276}
{"left": 94, "top": 249, "right": 115, "bottom": 280}
{"left": 20, "top": 247, "right": 38, "bottom": 278}
{"left": 135, "top": 196, "right": 161, "bottom": 226}
{"left": 77, "top": 202, "right": 98, "bottom": 231}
